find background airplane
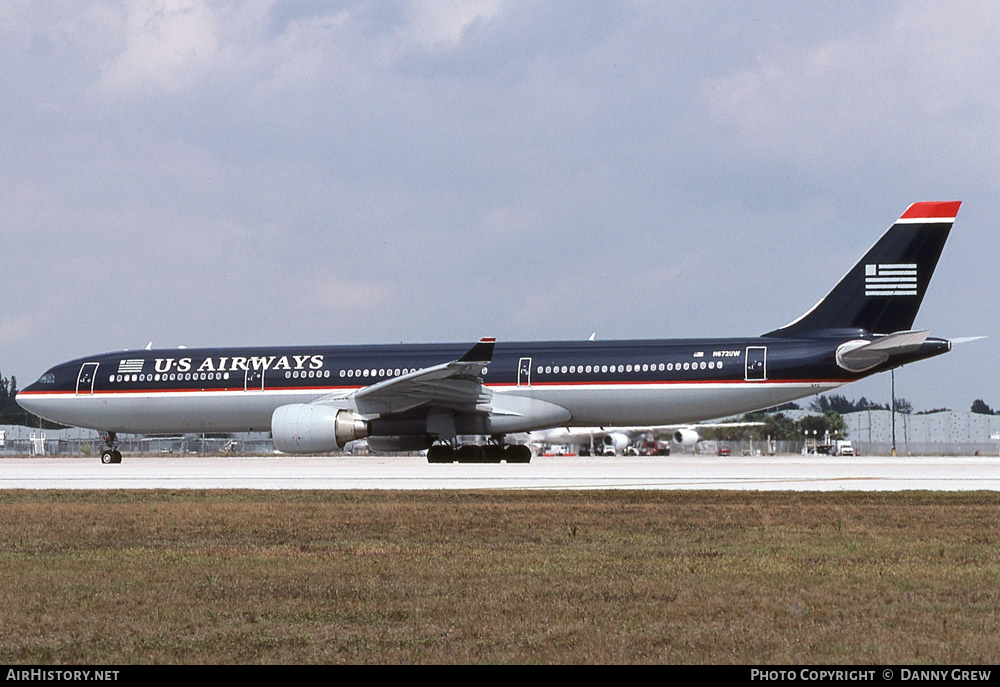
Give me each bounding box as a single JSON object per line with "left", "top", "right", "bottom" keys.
{"left": 526, "top": 422, "right": 764, "bottom": 456}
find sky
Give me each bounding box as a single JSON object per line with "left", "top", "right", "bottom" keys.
{"left": 2, "top": 0, "right": 998, "bottom": 414}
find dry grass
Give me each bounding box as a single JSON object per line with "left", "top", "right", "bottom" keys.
{"left": 0, "top": 490, "right": 998, "bottom": 664}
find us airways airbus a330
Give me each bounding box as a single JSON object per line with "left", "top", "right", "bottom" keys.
{"left": 18, "top": 201, "right": 962, "bottom": 464}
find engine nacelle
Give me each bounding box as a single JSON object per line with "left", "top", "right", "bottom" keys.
{"left": 601, "top": 432, "right": 631, "bottom": 452}
{"left": 271, "top": 404, "right": 368, "bottom": 454}
{"left": 672, "top": 428, "right": 701, "bottom": 446}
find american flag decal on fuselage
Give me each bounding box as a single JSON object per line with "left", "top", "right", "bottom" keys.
{"left": 118, "top": 359, "right": 144, "bottom": 374}
{"left": 865, "top": 263, "right": 917, "bottom": 296}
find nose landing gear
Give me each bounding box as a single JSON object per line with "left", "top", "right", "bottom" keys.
{"left": 100, "top": 432, "right": 122, "bottom": 464}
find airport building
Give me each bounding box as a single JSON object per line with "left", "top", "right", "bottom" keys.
{"left": 840, "top": 409, "right": 1000, "bottom": 456}
{"left": 718, "top": 409, "right": 1000, "bottom": 457}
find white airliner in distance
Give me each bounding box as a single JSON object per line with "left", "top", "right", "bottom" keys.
{"left": 527, "top": 422, "right": 763, "bottom": 455}
{"left": 18, "top": 202, "right": 963, "bottom": 464}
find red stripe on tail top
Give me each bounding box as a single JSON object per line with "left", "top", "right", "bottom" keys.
{"left": 899, "top": 201, "right": 961, "bottom": 220}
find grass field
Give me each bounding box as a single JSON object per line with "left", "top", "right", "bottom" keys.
{"left": 1, "top": 490, "right": 998, "bottom": 664}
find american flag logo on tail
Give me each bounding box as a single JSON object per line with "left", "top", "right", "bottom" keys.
{"left": 865, "top": 263, "right": 917, "bottom": 297}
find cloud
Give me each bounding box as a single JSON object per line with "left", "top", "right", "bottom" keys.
{"left": 306, "top": 275, "right": 395, "bottom": 315}
{"left": 397, "top": 0, "right": 504, "bottom": 49}
{"left": 699, "top": 2, "right": 1000, "bottom": 182}
{"left": 1, "top": 1, "right": 998, "bottom": 413}
{"left": 100, "top": 0, "right": 221, "bottom": 94}
{"left": 0, "top": 314, "right": 46, "bottom": 347}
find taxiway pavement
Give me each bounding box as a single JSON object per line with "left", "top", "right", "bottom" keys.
{"left": 1, "top": 454, "right": 998, "bottom": 490}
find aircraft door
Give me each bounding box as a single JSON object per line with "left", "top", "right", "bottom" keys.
{"left": 245, "top": 368, "right": 264, "bottom": 391}
{"left": 76, "top": 362, "right": 99, "bottom": 395}
{"left": 518, "top": 357, "right": 532, "bottom": 387}
{"left": 745, "top": 347, "right": 767, "bottom": 381}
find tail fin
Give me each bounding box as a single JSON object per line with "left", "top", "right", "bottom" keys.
{"left": 764, "top": 201, "right": 960, "bottom": 338}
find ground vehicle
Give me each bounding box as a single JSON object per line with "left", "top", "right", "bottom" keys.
{"left": 640, "top": 440, "right": 670, "bottom": 456}
{"left": 831, "top": 440, "right": 855, "bottom": 456}
{"left": 717, "top": 444, "right": 731, "bottom": 456}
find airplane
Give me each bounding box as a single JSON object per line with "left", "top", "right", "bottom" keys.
{"left": 17, "top": 201, "right": 962, "bottom": 465}
{"left": 527, "top": 422, "right": 763, "bottom": 456}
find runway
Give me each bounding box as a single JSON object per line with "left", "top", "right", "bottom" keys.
{"left": 1, "top": 453, "right": 998, "bottom": 490}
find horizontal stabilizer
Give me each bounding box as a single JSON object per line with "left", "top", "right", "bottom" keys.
{"left": 948, "top": 336, "right": 987, "bottom": 345}
{"left": 835, "top": 330, "right": 930, "bottom": 372}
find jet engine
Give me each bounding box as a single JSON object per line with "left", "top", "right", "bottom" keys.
{"left": 601, "top": 432, "right": 631, "bottom": 452}
{"left": 271, "top": 404, "right": 367, "bottom": 453}
{"left": 672, "top": 428, "right": 701, "bottom": 446}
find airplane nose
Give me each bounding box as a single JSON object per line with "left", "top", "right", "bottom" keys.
{"left": 15, "top": 390, "right": 55, "bottom": 420}
{"left": 15, "top": 390, "right": 41, "bottom": 414}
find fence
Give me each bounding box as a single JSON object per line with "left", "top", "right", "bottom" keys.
{"left": 0, "top": 427, "right": 279, "bottom": 457}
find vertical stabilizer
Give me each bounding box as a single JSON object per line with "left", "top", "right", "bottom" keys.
{"left": 764, "top": 201, "right": 959, "bottom": 337}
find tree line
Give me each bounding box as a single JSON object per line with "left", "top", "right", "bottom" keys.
{"left": 0, "top": 371, "right": 21, "bottom": 423}
{"left": 703, "top": 409, "right": 848, "bottom": 443}
{"left": 971, "top": 399, "right": 1000, "bottom": 415}
{"left": 809, "top": 393, "right": 915, "bottom": 414}
{"left": 812, "top": 393, "right": 1000, "bottom": 417}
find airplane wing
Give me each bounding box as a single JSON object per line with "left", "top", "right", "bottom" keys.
{"left": 319, "top": 337, "right": 495, "bottom": 417}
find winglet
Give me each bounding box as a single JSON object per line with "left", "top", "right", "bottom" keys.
{"left": 459, "top": 337, "right": 496, "bottom": 363}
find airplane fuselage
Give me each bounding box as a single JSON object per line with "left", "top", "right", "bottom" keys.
{"left": 15, "top": 202, "right": 963, "bottom": 462}
{"left": 17, "top": 334, "right": 950, "bottom": 435}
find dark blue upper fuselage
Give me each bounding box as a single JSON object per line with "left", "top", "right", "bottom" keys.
{"left": 20, "top": 334, "right": 950, "bottom": 398}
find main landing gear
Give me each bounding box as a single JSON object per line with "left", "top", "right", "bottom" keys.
{"left": 100, "top": 432, "right": 122, "bottom": 464}
{"left": 426, "top": 442, "right": 532, "bottom": 464}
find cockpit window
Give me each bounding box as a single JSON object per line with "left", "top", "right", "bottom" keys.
{"left": 39, "top": 373, "right": 56, "bottom": 384}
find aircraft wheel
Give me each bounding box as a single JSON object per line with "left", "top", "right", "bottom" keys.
{"left": 427, "top": 445, "right": 453, "bottom": 463}
{"left": 484, "top": 445, "right": 506, "bottom": 463}
{"left": 505, "top": 445, "right": 531, "bottom": 464}
{"left": 101, "top": 450, "right": 115, "bottom": 464}
{"left": 112, "top": 450, "right": 123, "bottom": 464}
{"left": 455, "top": 445, "right": 485, "bottom": 463}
